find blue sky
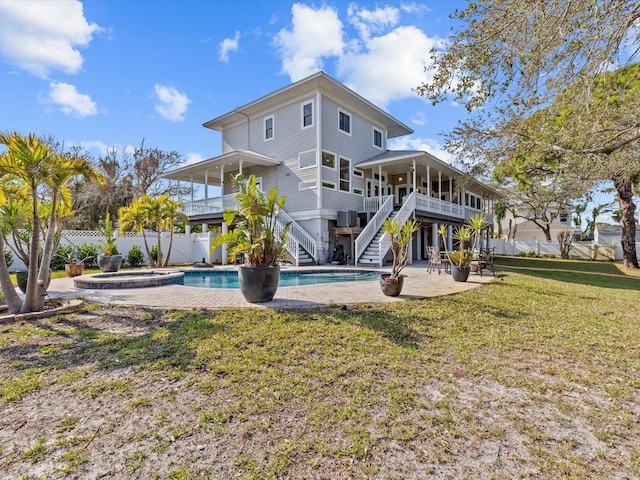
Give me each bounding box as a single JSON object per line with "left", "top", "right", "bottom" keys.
{"left": 0, "top": 0, "right": 470, "bottom": 167}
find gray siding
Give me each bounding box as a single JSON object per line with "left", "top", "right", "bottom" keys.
{"left": 319, "top": 95, "right": 381, "bottom": 213}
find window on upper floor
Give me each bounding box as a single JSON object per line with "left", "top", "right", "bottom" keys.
{"left": 302, "top": 102, "right": 313, "bottom": 128}
{"left": 299, "top": 150, "right": 316, "bottom": 169}
{"left": 373, "top": 128, "right": 383, "bottom": 149}
{"left": 322, "top": 151, "right": 336, "bottom": 169}
{"left": 264, "top": 116, "right": 274, "bottom": 141}
{"left": 339, "top": 110, "right": 351, "bottom": 135}
{"left": 339, "top": 157, "right": 351, "bottom": 192}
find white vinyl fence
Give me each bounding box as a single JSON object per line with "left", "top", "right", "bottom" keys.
{"left": 491, "top": 238, "right": 640, "bottom": 261}
{"left": 5, "top": 230, "right": 223, "bottom": 271}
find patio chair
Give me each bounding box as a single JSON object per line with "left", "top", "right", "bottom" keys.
{"left": 427, "top": 246, "right": 449, "bottom": 274}
{"left": 473, "top": 247, "right": 496, "bottom": 277}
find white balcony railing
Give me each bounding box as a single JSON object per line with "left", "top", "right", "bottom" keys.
{"left": 415, "top": 193, "right": 465, "bottom": 219}
{"left": 180, "top": 194, "right": 237, "bottom": 216}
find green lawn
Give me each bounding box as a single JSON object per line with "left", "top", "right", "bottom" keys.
{"left": 0, "top": 257, "right": 639, "bottom": 479}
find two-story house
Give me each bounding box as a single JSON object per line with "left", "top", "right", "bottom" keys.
{"left": 162, "top": 71, "right": 499, "bottom": 265}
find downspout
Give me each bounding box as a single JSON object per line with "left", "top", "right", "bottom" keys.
{"left": 316, "top": 92, "right": 322, "bottom": 210}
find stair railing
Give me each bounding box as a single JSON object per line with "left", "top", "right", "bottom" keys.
{"left": 276, "top": 206, "right": 318, "bottom": 265}
{"left": 354, "top": 195, "right": 394, "bottom": 264}
{"left": 376, "top": 192, "right": 416, "bottom": 266}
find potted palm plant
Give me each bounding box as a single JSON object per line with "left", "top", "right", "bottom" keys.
{"left": 211, "top": 174, "right": 291, "bottom": 303}
{"left": 438, "top": 213, "right": 488, "bottom": 282}
{"left": 57, "top": 244, "right": 94, "bottom": 277}
{"left": 379, "top": 217, "right": 420, "bottom": 296}
{"left": 98, "top": 213, "right": 122, "bottom": 272}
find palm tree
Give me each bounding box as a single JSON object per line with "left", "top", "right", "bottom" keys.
{"left": 0, "top": 131, "right": 103, "bottom": 313}
{"left": 37, "top": 152, "right": 103, "bottom": 308}
{"left": 118, "top": 194, "right": 185, "bottom": 267}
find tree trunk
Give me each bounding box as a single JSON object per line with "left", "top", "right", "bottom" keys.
{"left": 36, "top": 192, "right": 58, "bottom": 310}
{"left": 614, "top": 179, "right": 639, "bottom": 268}
{"left": 543, "top": 225, "right": 552, "bottom": 242}
{"left": 0, "top": 234, "right": 23, "bottom": 313}
{"left": 21, "top": 190, "right": 41, "bottom": 313}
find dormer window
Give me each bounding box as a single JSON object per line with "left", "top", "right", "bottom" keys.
{"left": 373, "top": 128, "right": 383, "bottom": 149}
{"left": 302, "top": 102, "right": 313, "bottom": 128}
{"left": 339, "top": 110, "right": 351, "bottom": 135}
{"left": 264, "top": 116, "right": 274, "bottom": 141}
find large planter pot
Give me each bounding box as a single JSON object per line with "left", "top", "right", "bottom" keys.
{"left": 98, "top": 255, "right": 123, "bottom": 273}
{"left": 379, "top": 273, "right": 404, "bottom": 297}
{"left": 65, "top": 263, "right": 85, "bottom": 277}
{"left": 238, "top": 264, "right": 280, "bottom": 303}
{"left": 16, "top": 269, "right": 52, "bottom": 294}
{"left": 451, "top": 265, "right": 471, "bottom": 282}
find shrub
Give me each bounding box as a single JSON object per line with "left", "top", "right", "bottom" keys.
{"left": 51, "top": 245, "right": 75, "bottom": 271}
{"left": 77, "top": 243, "right": 99, "bottom": 269}
{"left": 4, "top": 248, "right": 13, "bottom": 268}
{"left": 150, "top": 245, "right": 160, "bottom": 264}
{"left": 127, "top": 245, "right": 145, "bottom": 267}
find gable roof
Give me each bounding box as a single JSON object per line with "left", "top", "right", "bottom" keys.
{"left": 203, "top": 71, "right": 413, "bottom": 139}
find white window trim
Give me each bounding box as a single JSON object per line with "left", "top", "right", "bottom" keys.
{"left": 321, "top": 150, "right": 337, "bottom": 170}
{"left": 353, "top": 168, "right": 364, "bottom": 177}
{"left": 338, "top": 108, "right": 352, "bottom": 136}
{"left": 322, "top": 181, "right": 337, "bottom": 190}
{"left": 264, "top": 115, "right": 274, "bottom": 141}
{"left": 298, "top": 149, "right": 317, "bottom": 170}
{"left": 373, "top": 127, "right": 383, "bottom": 150}
{"left": 299, "top": 181, "right": 317, "bottom": 190}
{"left": 301, "top": 101, "right": 314, "bottom": 129}
{"left": 339, "top": 156, "right": 351, "bottom": 192}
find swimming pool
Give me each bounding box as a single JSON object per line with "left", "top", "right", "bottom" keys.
{"left": 182, "top": 269, "right": 380, "bottom": 289}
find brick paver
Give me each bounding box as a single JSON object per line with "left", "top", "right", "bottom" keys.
{"left": 42, "top": 262, "right": 495, "bottom": 310}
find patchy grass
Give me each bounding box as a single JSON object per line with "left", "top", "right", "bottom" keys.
{"left": 0, "top": 257, "right": 638, "bottom": 479}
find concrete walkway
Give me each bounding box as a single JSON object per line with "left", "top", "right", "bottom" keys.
{"left": 40, "top": 261, "right": 495, "bottom": 310}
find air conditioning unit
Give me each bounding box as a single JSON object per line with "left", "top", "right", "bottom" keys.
{"left": 337, "top": 211, "right": 357, "bottom": 227}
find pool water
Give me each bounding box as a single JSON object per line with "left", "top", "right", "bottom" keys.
{"left": 182, "top": 269, "right": 380, "bottom": 289}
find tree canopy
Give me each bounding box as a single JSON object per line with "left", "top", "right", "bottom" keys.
{"left": 418, "top": 1, "right": 640, "bottom": 266}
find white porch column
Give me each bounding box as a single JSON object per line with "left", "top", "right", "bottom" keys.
{"left": 378, "top": 166, "right": 382, "bottom": 198}
{"left": 438, "top": 172, "right": 442, "bottom": 200}
{"left": 221, "top": 222, "right": 228, "bottom": 265}
{"left": 202, "top": 223, "right": 208, "bottom": 233}
{"left": 449, "top": 177, "right": 453, "bottom": 203}
{"left": 185, "top": 224, "right": 191, "bottom": 235}
{"left": 412, "top": 159, "right": 417, "bottom": 194}
{"left": 427, "top": 166, "right": 431, "bottom": 196}
{"left": 432, "top": 223, "right": 439, "bottom": 248}
{"left": 447, "top": 224, "right": 453, "bottom": 251}
{"left": 220, "top": 165, "right": 225, "bottom": 196}
{"left": 190, "top": 175, "right": 194, "bottom": 203}
{"left": 204, "top": 170, "right": 209, "bottom": 201}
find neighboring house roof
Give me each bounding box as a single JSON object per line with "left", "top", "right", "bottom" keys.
{"left": 203, "top": 71, "right": 413, "bottom": 139}
{"left": 162, "top": 150, "right": 279, "bottom": 184}
{"left": 513, "top": 220, "right": 575, "bottom": 232}
{"left": 595, "top": 224, "right": 640, "bottom": 240}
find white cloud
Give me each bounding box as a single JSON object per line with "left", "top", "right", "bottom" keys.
{"left": 274, "top": 4, "right": 442, "bottom": 107}
{"left": 347, "top": 5, "right": 399, "bottom": 42}
{"left": 338, "top": 26, "right": 438, "bottom": 108}
{"left": 42, "top": 82, "right": 97, "bottom": 117}
{"left": 0, "top": 0, "right": 100, "bottom": 78}
{"left": 389, "top": 136, "right": 453, "bottom": 163}
{"left": 153, "top": 84, "right": 191, "bottom": 121}
{"left": 182, "top": 153, "right": 204, "bottom": 166}
{"left": 219, "top": 31, "right": 240, "bottom": 63}
{"left": 400, "top": 2, "right": 432, "bottom": 15}
{"left": 77, "top": 140, "right": 135, "bottom": 157}
{"left": 274, "top": 3, "right": 344, "bottom": 81}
